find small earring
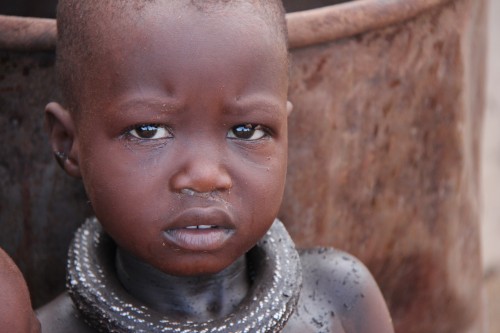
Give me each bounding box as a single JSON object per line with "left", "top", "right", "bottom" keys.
{"left": 54, "top": 151, "right": 67, "bottom": 168}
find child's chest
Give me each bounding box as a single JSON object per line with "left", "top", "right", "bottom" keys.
{"left": 281, "top": 280, "right": 347, "bottom": 333}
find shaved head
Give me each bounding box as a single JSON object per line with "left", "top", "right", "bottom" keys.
{"left": 55, "top": 0, "right": 288, "bottom": 113}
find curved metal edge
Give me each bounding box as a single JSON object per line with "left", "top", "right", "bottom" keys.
{"left": 0, "top": 0, "right": 455, "bottom": 52}
{"left": 287, "top": 0, "right": 456, "bottom": 49}
{"left": 0, "top": 15, "right": 56, "bottom": 51}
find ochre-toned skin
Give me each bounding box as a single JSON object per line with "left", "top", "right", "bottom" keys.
{"left": 38, "top": 2, "right": 393, "bottom": 332}
{"left": 0, "top": 247, "right": 41, "bottom": 333}
{"left": 52, "top": 3, "right": 290, "bottom": 279}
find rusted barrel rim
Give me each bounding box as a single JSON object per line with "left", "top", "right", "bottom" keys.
{"left": 0, "top": 0, "right": 454, "bottom": 51}
{"left": 287, "top": 0, "right": 455, "bottom": 48}
{"left": 0, "top": 15, "right": 56, "bottom": 51}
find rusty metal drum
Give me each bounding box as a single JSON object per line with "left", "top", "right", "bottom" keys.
{"left": 0, "top": 39, "right": 91, "bottom": 306}
{"left": 281, "top": 1, "right": 487, "bottom": 332}
{"left": 0, "top": 0, "right": 487, "bottom": 332}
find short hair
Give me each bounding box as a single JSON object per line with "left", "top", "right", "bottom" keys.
{"left": 55, "top": 0, "right": 288, "bottom": 113}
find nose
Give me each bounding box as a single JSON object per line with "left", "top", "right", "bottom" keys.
{"left": 169, "top": 146, "right": 232, "bottom": 194}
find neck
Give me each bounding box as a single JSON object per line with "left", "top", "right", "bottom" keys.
{"left": 115, "top": 248, "right": 250, "bottom": 322}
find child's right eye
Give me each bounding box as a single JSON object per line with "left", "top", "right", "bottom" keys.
{"left": 227, "top": 124, "right": 268, "bottom": 141}
{"left": 128, "top": 125, "right": 172, "bottom": 140}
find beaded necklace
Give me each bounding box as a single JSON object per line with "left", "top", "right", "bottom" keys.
{"left": 67, "top": 218, "right": 302, "bottom": 333}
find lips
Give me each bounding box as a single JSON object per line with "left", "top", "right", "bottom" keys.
{"left": 164, "top": 207, "right": 235, "bottom": 251}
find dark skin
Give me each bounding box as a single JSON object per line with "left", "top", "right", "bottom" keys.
{"left": 37, "top": 2, "right": 394, "bottom": 332}
{"left": 0, "top": 247, "right": 41, "bottom": 333}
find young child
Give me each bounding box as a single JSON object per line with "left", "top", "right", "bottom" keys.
{"left": 0, "top": 247, "right": 41, "bottom": 333}
{"left": 37, "top": 0, "right": 394, "bottom": 332}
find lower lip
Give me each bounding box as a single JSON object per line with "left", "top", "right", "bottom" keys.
{"left": 164, "top": 228, "right": 234, "bottom": 251}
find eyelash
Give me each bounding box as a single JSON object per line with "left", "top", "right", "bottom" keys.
{"left": 123, "top": 123, "right": 271, "bottom": 141}
{"left": 125, "top": 124, "right": 173, "bottom": 141}
{"left": 227, "top": 124, "right": 270, "bottom": 141}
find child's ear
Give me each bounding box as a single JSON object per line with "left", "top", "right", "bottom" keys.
{"left": 45, "top": 102, "right": 81, "bottom": 178}
{"left": 286, "top": 101, "right": 293, "bottom": 116}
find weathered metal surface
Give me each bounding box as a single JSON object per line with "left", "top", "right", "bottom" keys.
{"left": 0, "top": 16, "right": 56, "bottom": 51}
{"left": 0, "top": 0, "right": 488, "bottom": 332}
{"left": 0, "top": 51, "right": 91, "bottom": 307}
{"left": 286, "top": 0, "right": 455, "bottom": 49}
{"left": 281, "top": 0, "right": 487, "bottom": 332}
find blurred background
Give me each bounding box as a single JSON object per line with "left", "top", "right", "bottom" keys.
{"left": 0, "top": 0, "right": 57, "bottom": 18}
{"left": 482, "top": 0, "right": 500, "bottom": 332}
{"left": 0, "top": 0, "right": 499, "bottom": 331}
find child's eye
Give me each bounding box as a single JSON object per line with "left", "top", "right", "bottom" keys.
{"left": 128, "top": 124, "right": 172, "bottom": 140}
{"left": 227, "top": 124, "right": 267, "bottom": 140}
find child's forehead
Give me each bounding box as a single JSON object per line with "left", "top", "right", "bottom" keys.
{"left": 58, "top": 0, "right": 288, "bottom": 113}
{"left": 107, "top": 2, "right": 273, "bottom": 40}
{"left": 90, "top": 4, "right": 284, "bottom": 80}
{"left": 83, "top": 4, "right": 274, "bottom": 75}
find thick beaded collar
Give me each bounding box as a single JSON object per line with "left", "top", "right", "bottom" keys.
{"left": 67, "top": 217, "right": 302, "bottom": 333}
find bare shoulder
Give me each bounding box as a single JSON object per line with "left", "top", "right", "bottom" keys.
{"left": 285, "top": 248, "right": 394, "bottom": 333}
{"left": 36, "top": 292, "right": 95, "bottom": 333}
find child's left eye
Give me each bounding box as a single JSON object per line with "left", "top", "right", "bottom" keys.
{"left": 227, "top": 124, "right": 267, "bottom": 140}
{"left": 128, "top": 125, "right": 172, "bottom": 140}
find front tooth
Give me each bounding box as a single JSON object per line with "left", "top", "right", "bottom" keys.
{"left": 185, "top": 226, "right": 197, "bottom": 230}
{"left": 198, "top": 225, "right": 213, "bottom": 230}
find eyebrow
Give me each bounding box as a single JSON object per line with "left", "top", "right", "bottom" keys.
{"left": 110, "top": 96, "right": 285, "bottom": 120}
{"left": 111, "top": 98, "right": 181, "bottom": 116}
{"left": 224, "top": 97, "right": 285, "bottom": 120}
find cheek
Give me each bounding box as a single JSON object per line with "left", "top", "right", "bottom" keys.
{"left": 81, "top": 161, "right": 166, "bottom": 258}
{"left": 79, "top": 144, "right": 167, "bottom": 224}
{"left": 235, "top": 146, "right": 288, "bottom": 219}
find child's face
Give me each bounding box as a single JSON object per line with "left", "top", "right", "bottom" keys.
{"left": 62, "top": 5, "right": 290, "bottom": 276}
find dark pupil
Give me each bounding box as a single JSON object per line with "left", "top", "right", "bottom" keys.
{"left": 136, "top": 125, "right": 158, "bottom": 139}
{"left": 234, "top": 125, "right": 255, "bottom": 139}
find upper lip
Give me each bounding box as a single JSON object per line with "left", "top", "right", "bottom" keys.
{"left": 165, "top": 207, "right": 235, "bottom": 230}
